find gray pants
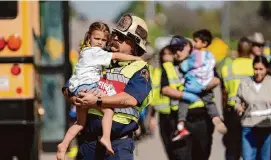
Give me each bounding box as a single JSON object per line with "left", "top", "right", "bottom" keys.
{"left": 178, "top": 91, "right": 220, "bottom": 121}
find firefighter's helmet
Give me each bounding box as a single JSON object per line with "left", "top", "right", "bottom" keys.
{"left": 113, "top": 14, "right": 148, "bottom": 52}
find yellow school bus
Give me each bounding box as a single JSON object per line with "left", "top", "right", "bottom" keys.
{"left": 0, "top": 1, "right": 72, "bottom": 158}
{"left": 0, "top": 1, "right": 42, "bottom": 159}
{"left": 0, "top": 1, "right": 39, "bottom": 99}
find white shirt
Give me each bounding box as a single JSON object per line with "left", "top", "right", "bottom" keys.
{"left": 253, "top": 81, "right": 262, "bottom": 92}
{"left": 69, "top": 47, "right": 113, "bottom": 93}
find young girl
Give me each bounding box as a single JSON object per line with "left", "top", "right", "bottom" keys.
{"left": 56, "top": 22, "right": 142, "bottom": 160}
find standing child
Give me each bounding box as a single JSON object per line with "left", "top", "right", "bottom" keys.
{"left": 171, "top": 31, "right": 227, "bottom": 141}
{"left": 56, "top": 22, "right": 142, "bottom": 160}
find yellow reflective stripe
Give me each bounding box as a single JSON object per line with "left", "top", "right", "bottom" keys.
{"left": 228, "top": 96, "right": 239, "bottom": 102}
{"left": 170, "top": 99, "right": 179, "bottom": 106}
{"left": 88, "top": 109, "right": 133, "bottom": 124}
{"left": 152, "top": 84, "right": 160, "bottom": 88}
{"left": 114, "top": 107, "right": 140, "bottom": 119}
{"left": 224, "top": 75, "right": 248, "bottom": 81}
{"left": 120, "top": 60, "right": 147, "bottom": 78}
{"left": 227, "top": 101, "right": 235, "bottom": 107}
{"left": 171, "top": 105, "right": 178, "bottom": 111}
{"left": 227, "top": 96, "right": 240, "bottom": 107}
{"left": 163, "top": 62, "right": 180, "bottom": 80}
{"left": 223, "top": 64, "right": 250, "bottom": 81}
{"left": 222, "top": 58, "right": 254, "bottom": 108}
{"left": 168, "top": 78, "right": 181, "bottom": 84}
{"left": 152, "top": 93, "right": 170, "bottom": 105}
{"left": 154, "top": 104, "right": 170, "bottom": 110}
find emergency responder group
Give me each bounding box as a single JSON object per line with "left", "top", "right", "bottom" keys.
{"left": 59, "top": 12, "right": 271, "bottom": 160}
{"left": 149, "top": 31, "right": 271, "bottom": 160}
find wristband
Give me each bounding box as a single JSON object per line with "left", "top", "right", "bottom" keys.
{"left": 96, "top": 96, "right": 102, "bottom": 107}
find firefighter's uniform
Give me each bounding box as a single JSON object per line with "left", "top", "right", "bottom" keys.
{"left": 65, "top": 14, "right": 153, "bottom": 160}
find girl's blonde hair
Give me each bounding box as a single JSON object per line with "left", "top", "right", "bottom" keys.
{"left": 80, "top": 22, "right": 110, "bottom": 50}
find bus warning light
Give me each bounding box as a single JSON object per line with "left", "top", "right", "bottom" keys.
{"left": 7, "top": 34, "right": 21, "bottom": 51}
{"left": 11, "top": 64, "right": 21, "bottom": 75}
{"left": 16, "top": 87, "right": 22, "bottom": 94}
{"left": 0, "top": 37, "right": 5, "bottom": 51}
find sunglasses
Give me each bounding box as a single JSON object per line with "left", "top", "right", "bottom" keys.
{"left": 252, "top": 42, "right": 264, "bottom": 48}
{"left": 111, "top": 31, "right": 130, "bottom": 43}
{"left": 111, "top": 31, "right": 140, "bottom": 44}
{"left": 171, "top": 46, "right": 185, "bottom": 54}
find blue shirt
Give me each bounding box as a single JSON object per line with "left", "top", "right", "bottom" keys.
{"left": 124, "top": 66, "right": 152, "bottom": 105}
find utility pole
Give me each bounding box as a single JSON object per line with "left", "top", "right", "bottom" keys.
{"left": 221, "top": 1, "right": 230, "bottom": 44}
{"left": 144, "top": 1, "right": 156, "bottom": 25}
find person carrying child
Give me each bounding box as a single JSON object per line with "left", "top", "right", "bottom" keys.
{"left": 56, "top": 21, "right": 142, "bottom": 160}
{"left": 171, "top": 30, "right": 227, "bottom": 141}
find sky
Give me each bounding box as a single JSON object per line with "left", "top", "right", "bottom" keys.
{"left": 71, "top": 1, "right": 224, "bottom": 21}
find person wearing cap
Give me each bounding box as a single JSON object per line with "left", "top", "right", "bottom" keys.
{"left": 62, "top": 14, "right": 152, "bottom": 160}
{"left": 170, "top": 30, "right": 227, "bottom": 141}
{"left": 160, "top": 35, "right": 218, "bottom": 160}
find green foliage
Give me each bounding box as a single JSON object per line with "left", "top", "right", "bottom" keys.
{"left": 194, "top": 8, "right": 221, "bottom": 36}
{"left": 148, "top": 24, "right": 166, "bottom": 47}
{"left": 69, "top": 3, "right": 87, "bottom": 20}
{"left": 114, "top": 1, "right": 164, "bottom": 23}
{"left": 113, "top": 1, "right": 166, "bottom": 46}
{"left": 114, "top": 1, "right": 145, "bottom": 23}
{"left": 156, "top": 2, "right": 164, "bottom": 13}
{"left": 258, "top": 1, "right": 271, "bottom": 21}
{"left": 228, "top": 39, "right": 238, "bottom": 50}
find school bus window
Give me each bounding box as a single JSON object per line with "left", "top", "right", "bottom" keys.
{"left": 0, "top": 1, "right": 18, "bottom": 19}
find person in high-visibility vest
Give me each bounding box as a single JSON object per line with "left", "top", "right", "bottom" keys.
{"left": 149, "top": 44, "right": 208, "bottom": 160}
{"left": 217, "top": 50, "right": 239, "bottom": 78}
{"left": 221, "top": 37, "right": 254, "bottom": 160}
{"left": 149, "top": 45, "right": 181, "bottom": 160}
{"left": 170, "top": 32, "right": 227, "bottom": 139}
{"left": 62, "top": 14, "right": 153, "bottom": 160}
{"left": 160, "top": 36, "right": 220, "bottom": 160}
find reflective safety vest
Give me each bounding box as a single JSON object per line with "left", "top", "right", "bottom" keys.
{"left": 221, "top": 58, "right": 253, "bottom": 107}
{"left": 163, "top": 62, "right": 184, "bottom": 111}
{"left": 163, "top": 62, "right": 205, "bottom": 110}
{"left": 88, "top": 60, "right": 153, "bottom": 124}
{"left": 151, "top": 62, "right": 204, "bottom": 114}
{"left": 149, "top": 66, "right": 172, "bottom": 114}
{"left": 149, "top": 66, "right": 162, "bottom": 106}
{"left": 217, "top": 56, "right": 234, "bottom": 77}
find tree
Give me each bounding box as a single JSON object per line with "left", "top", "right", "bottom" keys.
{"left": 69, "top": 3, "right": 88, "bottom": 21}
{"left": 164, "top": 3, "right": 199, "bottom": 37}
{"left": 195, "top": 8, "right": 221, "bottom": 37}
{"left": 114, "top": 1, "right": 145, "bottom": 23}
{"left": 113, "top": 2, "right": 167, "bottom": 47}
{"left": 258, "top": 1, "right": 271, "bottom": 21}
